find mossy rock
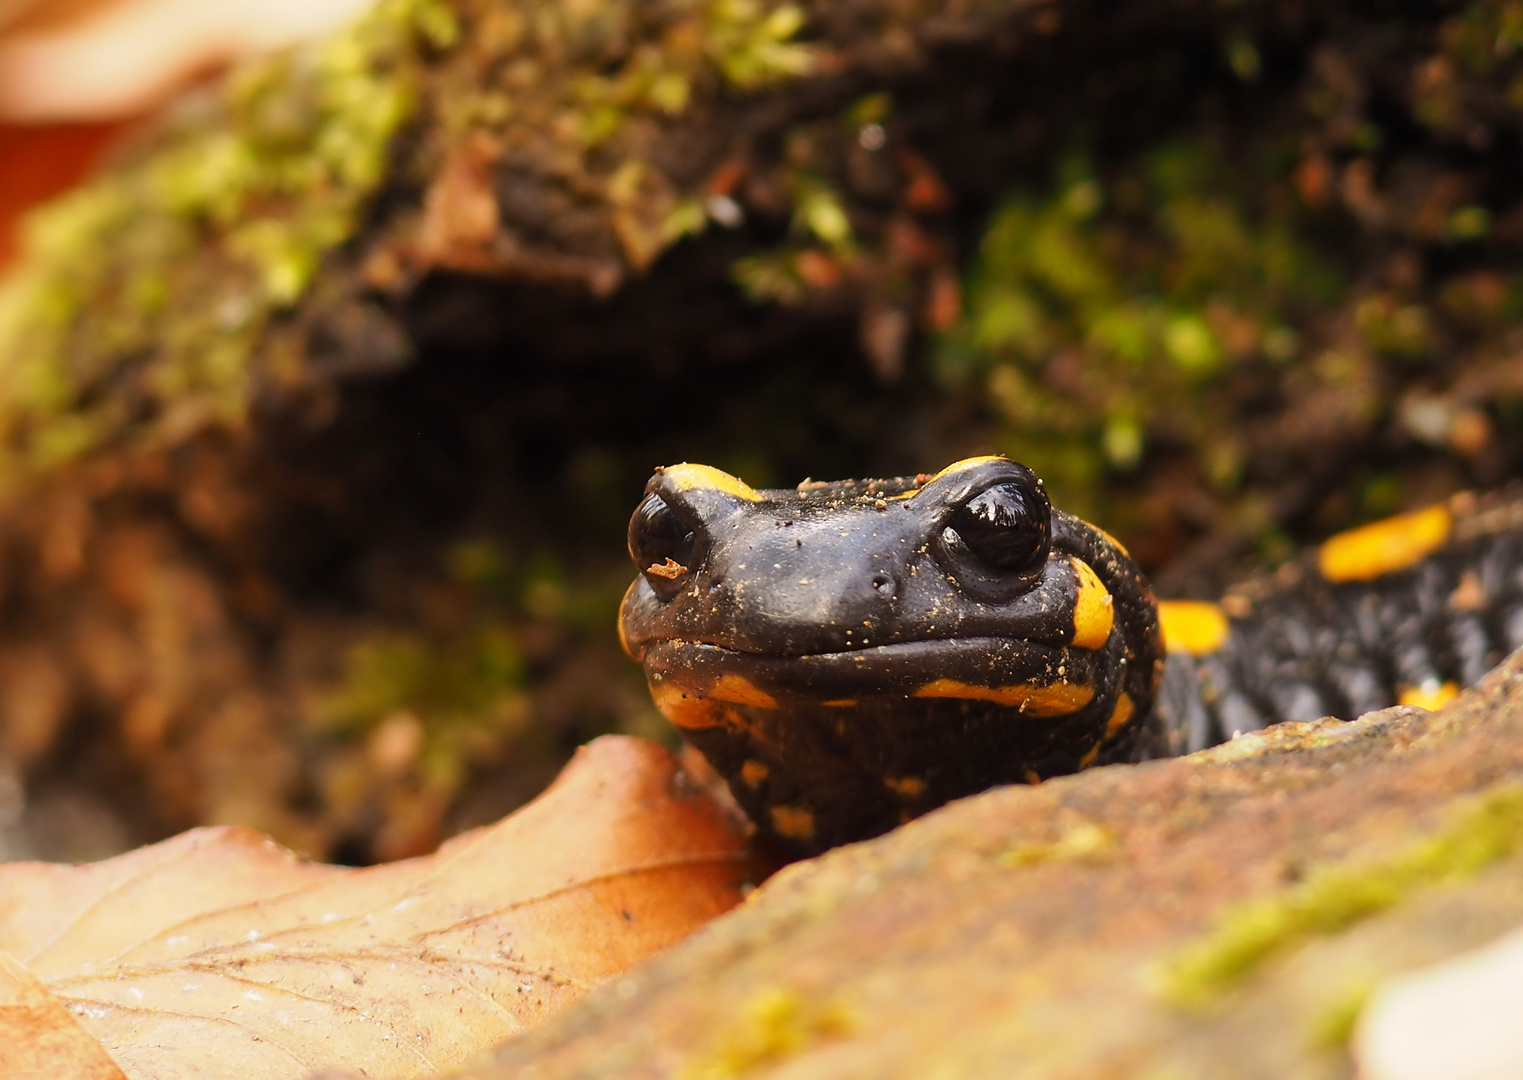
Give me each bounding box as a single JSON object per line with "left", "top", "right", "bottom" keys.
{"left": 450, "top": 655, "right": 1523, "bottom": 1079}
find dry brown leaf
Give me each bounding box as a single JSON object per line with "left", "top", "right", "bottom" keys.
{"left": 0, "top": 121, "right": 125, "bottom": 274}
{"left": 0, "top": 735, "right": 765, "bottom": 1079}
{"left": 0, "top": 951, "right": 126, "bottom": 1080}
{"left": 0, "top": 0, "right": 377, "bottom": 121}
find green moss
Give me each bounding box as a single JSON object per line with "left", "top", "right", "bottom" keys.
{"left": 0, "top": 0, "right": 816, "bottom": 487}
{"left": 312, "top": 620, "right": 528, "bottom": 790}
{"left": 1307, "top": 980, "right": 1375, "bottom": 1050}
{"left": 935, "top": 142, "right": 1343, "bottom": 522}
{"left": 0, "top": 0, "right": 453, "bottom": 481}
{"left": 680, "top": 987, "right": 852, "bottom": 1078}
{"left": 1160, "top": 784, "right": 1523, "bottom": 1010}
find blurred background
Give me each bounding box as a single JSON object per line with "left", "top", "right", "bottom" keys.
{"left": 0, "top": 0, "right": 1519, "bottom": 865}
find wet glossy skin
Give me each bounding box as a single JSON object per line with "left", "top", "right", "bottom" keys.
{"left": 623, "top": 463, "right": 1523, "bottom": 854}
{"left": 620, "top": 457, "right": 1162, "bottom": 855}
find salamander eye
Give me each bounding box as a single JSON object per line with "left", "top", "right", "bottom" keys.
{"left": 946, "top": 481, "right": 1050, "bottom": 572}
{"left": 629, "top": 494, "right": 701, "bottom": 594}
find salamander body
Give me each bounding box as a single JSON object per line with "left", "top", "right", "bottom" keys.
{"left": 620, "top": 457, "right": 1523, "bottom": 854}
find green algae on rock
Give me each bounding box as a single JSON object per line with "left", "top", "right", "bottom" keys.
{"left": 1160, "top": 783, "right": 1523, "bottom": 1010}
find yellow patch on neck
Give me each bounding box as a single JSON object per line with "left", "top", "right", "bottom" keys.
{"left": 1071, "top": 558, "right": 1115, "bottom": 650}
{"left": 1157, "top": 600, "right": 1230, "bottom": 656}
{"left": 912, "top": 678, "right": 1094, "bottom": 716}
{"left": 1317, "top": 504, "right": 1452, "bottom": 583}
{"left": 660, "top": 462, "right": 762, "bottom": 501}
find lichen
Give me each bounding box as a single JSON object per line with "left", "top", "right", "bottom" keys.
{"left": 1000, "top": 820, "right": 1116, "bottom": 867}
{"left": 1307, "top": 980, "right": 1375, "bottom": 1050}
{"left": 1160, "top": 783, "right": 1523, "bottom": 1010}
{"left": 679, "top": 987, "right": 853, "bottom": 1078}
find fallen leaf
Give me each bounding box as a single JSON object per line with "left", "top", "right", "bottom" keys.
{"left": 0, "top": 951, "right": 126, "bottom": 1080}
{"left": 0, "top": 121, "right": 126, "bottom": 274}
{"left": 0, "top": 735, "right": 765, "bottom": 1079}
{"left": 0, "top": 0, "right": 378, "bottom": 121}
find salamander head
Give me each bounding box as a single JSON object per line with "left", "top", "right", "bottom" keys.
{"left": 620, "top": 456, "right": 1162, "bottom": 854}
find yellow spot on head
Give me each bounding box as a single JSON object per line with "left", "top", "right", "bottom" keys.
{"left": 710, "top": 674, "right": 778, "bottom": 708}
{"left": 1070, "top": 558, "right": 1115, "bottom": 650}
{"left": 1157, "top": 601, "right": 1231, "bottom": 656}
{"left": 1397, "top": 680, "right": 1459, "bottom": 711}
{"left": 741, "top": 760, "right": 770, "bottom": 788}
{"left": 650, "top": 680, "right": 725, "bottom": 730}
{"left": 1106, "top": 692, "right": 1135, "bottom": 737}
{"left": 928, "top": 455, "right": 1007, "bottom": 483}
{"left": 660, "top": 462, "right": 762, "bottom": 502}
{"left": 912, "top": 678, "right": 1094, "bottom": 716}
{"left": 769, "top": 805, "right": 816, "bottom": 841}
{"left": 884, "top": 776, "right": 927, "bottom": 798}
{"left": 1318, "top": 504, "right": 1452, "bottom": 583}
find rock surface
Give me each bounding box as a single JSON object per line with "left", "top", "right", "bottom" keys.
{"left": 1355, "top": 924, "right": 1523, "bottom": 1080}
{"left": 432, "top": 650, "right": 1523, "bottom": 1079}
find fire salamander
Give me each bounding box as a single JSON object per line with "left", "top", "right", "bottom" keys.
{"left": 619, "top": 456, "right": 1523, "bottom": 855}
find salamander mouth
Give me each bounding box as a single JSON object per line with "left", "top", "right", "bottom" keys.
{"left": 640, "top": 636, "right": 1106, "bottom": 711}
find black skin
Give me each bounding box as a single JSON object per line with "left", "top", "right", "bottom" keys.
{"left": 620, "top": 458, "right": 1162, "bottom": 856}
{"left": 624, "top": 463, "right": 1523, "bottom": 855}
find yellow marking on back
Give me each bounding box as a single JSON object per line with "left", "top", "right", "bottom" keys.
{"left": 1106, "top": 692, "right": 1135, "bottom": 737}
{"left": 1317, "top": 504, "right": 1452, "bottom": 583}
{"left": 822, "top": 698, "right": 858, "bottom": 707}
{"left": 741, "top": 760, "right": 770, "bottom": 788}
{"left": 912, "top": 678, "right": 1094, "bottom": 716}
{"left": 1070, "top": 558, "right": 1115, "bottom": 650}
{"left": 884, "top": 776, "right": 927, "bottom": 798}
{"left": 710, "top": 674, "right": 778, "bottom": 708}
{"left": 660, "top": 462, "right": 762, "bottom": 502}
{"left": 1157, "top": 601, "right": 1231, "bottom": 656}
{"left": 1078, "top": 744, "right": 1100, "bottom": 768}
{"left": 769, "top": 805, "right": 816, "bottom": 841}
{"left": 1397, "top": 681, "right": 1459, "bottom": 711}
{"left": 649, "top": 680, "right": 724, "bottom": 730}
{"left": 928, "top": 455, "right": 1007, "bottom": 483}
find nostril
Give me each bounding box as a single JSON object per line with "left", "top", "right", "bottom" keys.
{"left": 870, "top": 572, "right": 895, "bottom": 596}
